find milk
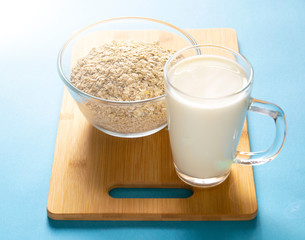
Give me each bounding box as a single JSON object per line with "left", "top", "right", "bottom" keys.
{"left": 166, "top": 55, "right": 251, "bottom": 179}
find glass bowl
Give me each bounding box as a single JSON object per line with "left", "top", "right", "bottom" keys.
{"left": 58, "top": 17, "right": 197, "bottom": 138}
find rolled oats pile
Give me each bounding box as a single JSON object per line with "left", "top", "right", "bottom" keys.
{"left": 70, "top": 40, "right": 175, "bottom": 134}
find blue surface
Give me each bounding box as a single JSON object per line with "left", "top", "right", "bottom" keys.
{"left": 0, "top": 0, "right": 304, "bottom": 239}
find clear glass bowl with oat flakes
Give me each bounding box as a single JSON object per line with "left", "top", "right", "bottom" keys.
{"left": 58, "top": 17, "right": 197, "bottom": 138}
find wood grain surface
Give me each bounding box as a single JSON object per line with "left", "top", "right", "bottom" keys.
{"left": 47, "top": 28, "right": 257, "bottom": 220}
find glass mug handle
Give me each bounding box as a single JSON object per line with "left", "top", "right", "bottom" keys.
{"left": 234, "top": 98, "right": 287, "bottom": 165}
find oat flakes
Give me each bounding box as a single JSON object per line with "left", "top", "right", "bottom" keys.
{"left": 70, "top": 40, "right": 175, "bottom": 134}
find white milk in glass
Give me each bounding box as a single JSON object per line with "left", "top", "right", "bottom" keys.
{"left": 166, "top": 55, "right": 251, "bottom": 179}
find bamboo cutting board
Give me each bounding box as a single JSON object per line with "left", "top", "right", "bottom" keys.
{"left": 47, "top": 28, "right": 257, "bottom": 220}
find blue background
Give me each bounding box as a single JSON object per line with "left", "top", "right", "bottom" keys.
{"left": 0, "top": 0, "right": 304, "bottom": 239}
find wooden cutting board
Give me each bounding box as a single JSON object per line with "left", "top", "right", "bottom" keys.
{"left": 47, "top": 28, "right": 257, "bottom": 220}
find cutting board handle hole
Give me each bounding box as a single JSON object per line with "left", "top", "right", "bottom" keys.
{"left": 109, "top": 187, "right": 193, "bottom": 199}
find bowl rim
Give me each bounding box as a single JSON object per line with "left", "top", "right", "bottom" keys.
{"left": 57, "top": 16, "right": 198, "bottom": 104}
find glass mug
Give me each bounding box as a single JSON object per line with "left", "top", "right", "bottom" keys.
{"left": 164, "top": 45, "right": 286, "bottom": 187}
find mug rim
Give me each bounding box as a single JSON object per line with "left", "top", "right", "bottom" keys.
{"left": 163, "top": 44, "right": 254, "bottom": 100}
